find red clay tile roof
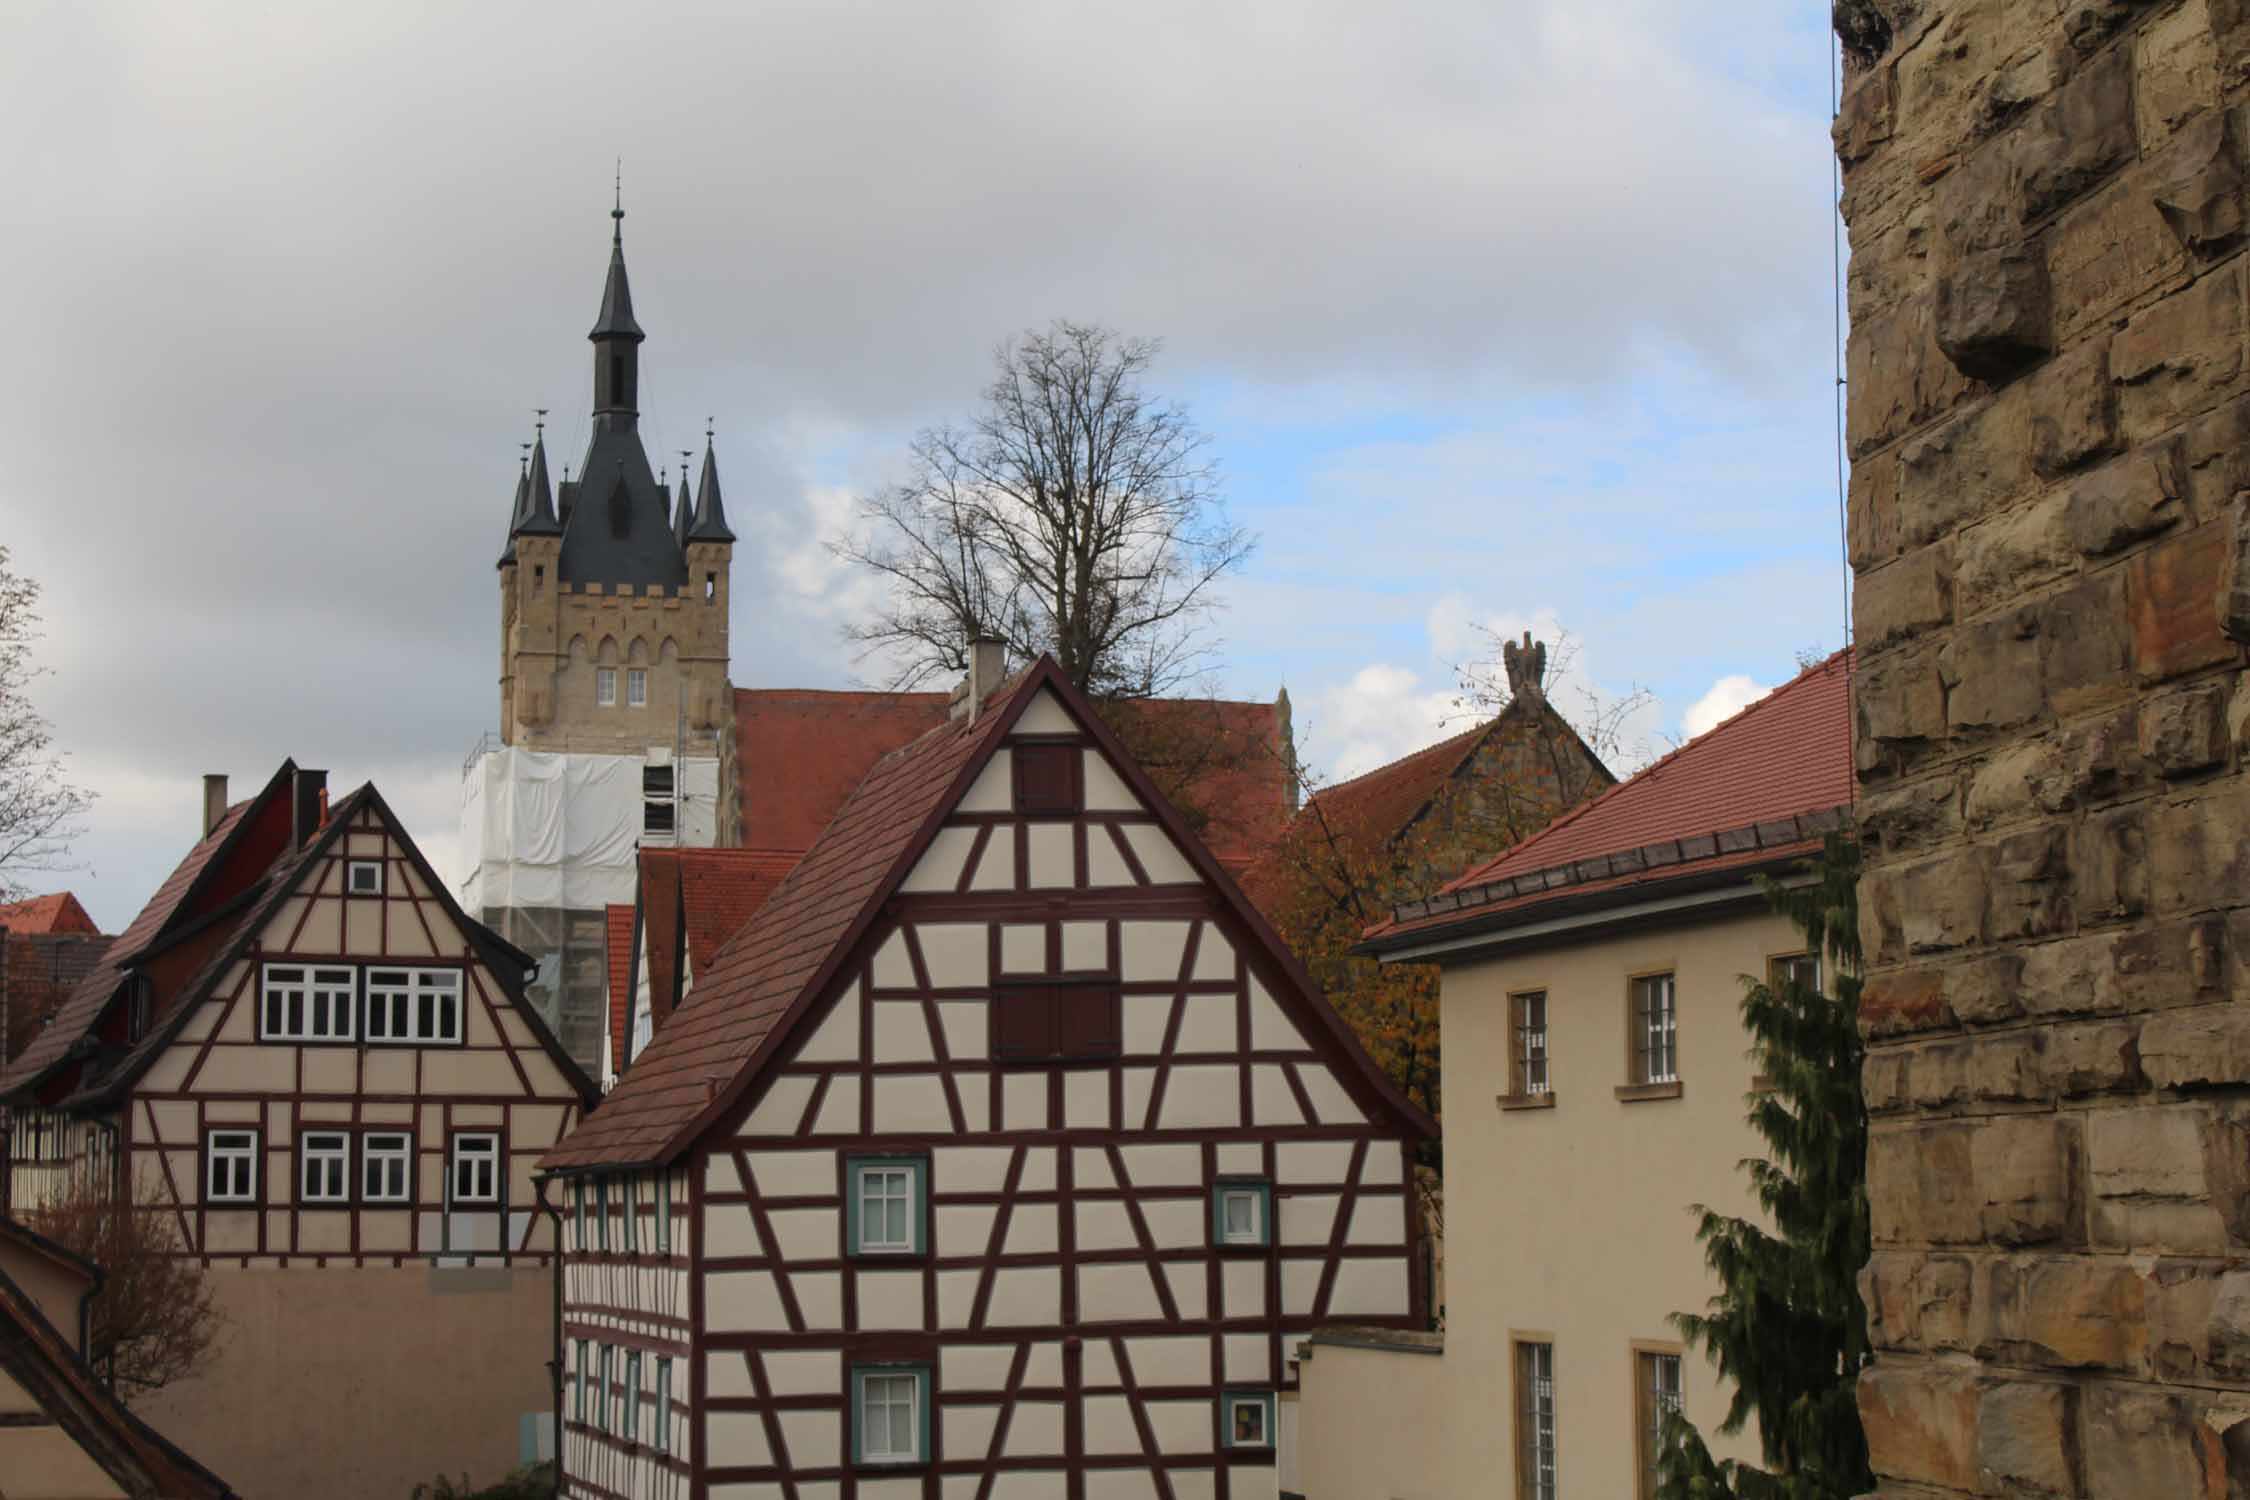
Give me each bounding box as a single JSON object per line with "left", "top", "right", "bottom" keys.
{"left": 735, "top": 687, "right": 1290, "bottom": 871}
{"left": 605, "top": 903, "right": 635, "bottom": 1074}
{"left": 0, "top": 892, "right": 100, "bottom": 937}
{"left": 1365, "top": 650, "right": 1854, "bottom": 945}
{"left": 550, "top": 660, "right": 1432, "bottom": 1172}
{"left": 1, "top": 934, "right": 113, "bottom": 1070}
{"left": 637, "top": 847, "right": 797, "bottom": 1026}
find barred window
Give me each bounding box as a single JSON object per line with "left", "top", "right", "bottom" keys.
{"left": 1512, "top": 990, "right": 1549, "bottom": 1096}
{"left": 1632, "top": 973, "right": 1678, "bottom": 1084}
{"left": 1770, "top": 951, "right": 1821, "bottom": 995}
{"left": 1517, "top": 1341, "right": 1557, "bottom": 1500}
{"left": 1638, "top": 1350, "right": 1684, "bottom": 1498}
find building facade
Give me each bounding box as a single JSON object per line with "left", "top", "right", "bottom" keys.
{"left": 541, "top": 657, "right": 1430, "bottom": 1500}
{"left": 1299, "top": 653, "right": 1852, "bottom": 1500}
{"left": 463, "top": 203, "right": 738, "bottom": 1072}
{"left": 0, "top": 762, "right": 596, "bottom": 1500}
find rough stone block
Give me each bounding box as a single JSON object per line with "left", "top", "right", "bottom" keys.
{"left": 2039, "top": 1019, "right": 2143, "bottom": 1096}
{"left": 1836, "top": 59, "right": 1897, "bottom": 165}
{"left": 2041, "top": 572, "right": 2137, "bottom": 715}
{"left": 2031, "top": 333, "right": 2122, "bottom": 477}
{"left": 2066, "top": 440, "right": 2186, "bottom": 555}
{"left": 1901, "top": 393, "right": 2039, "bottom": 546}
{"left": 1866, "top": 1046, "right": 1915, "bottom": 1113}
{"left": 2113, "top": 914, "right": 2229, "bottom": 1006}
{"left": 1943, "top": 609, "right": 2047, "bottom": 732}
{"left": 2140, "top": 1004, "right": 2250, "bottom": 1088}
{"left": 1957, "top": 491, "right": 2078, "bottom": 618}
{"left": 2224, "top": 494, "right": 2250, "bottom": 644}
{"left": 1850, "top": 450, "right": 1904, "bottom": 570}
{"left": 1905, "top": 845, "right": 1994, "bottom": 952}
{"left": 2152, "top": 105, "right": 2244, "bottom": 258}
{"left": 1967, "top": 738, "right": 2072, "bottom": 828}
{"left": 1859, "top": 545, "right": 1956, "bottom": 647}
{"left": 1864, "top": 773, "right": 1966, "bottom": 853}
{"left": 1864, "top": 968, "right": 1956, "bottom": 1037}
{"left": 2021, "top": 43, "right": 2139, "bottom": 221}
{"left": 1915, "top": 1037, "right": 1975, "bottom": 1109}
{"left": 1974, "top": 1114, "right": 2083, "bottom": 1244}
{"left": 2137, "top": 0, "right": 2222, "bottom": 151}
{"left": 2112, "top": 263, "right": 2248, "bottom": 444}
{"left": 2087, "top": 1104, "right": 2226, "bottom": 1251}
{"left": 1871, "top": 1121, "right": 1980, "bottom": 1246}
{"left": 2072, "top": 804, "right": 2150, "bottom": 926}
{"left": 2056, "top": 705, "right": 2151, "bottom": 802}
{"left": 2048, "top": 162, "right": 2196, "bottom": 345}
{"left": 1991, "top": 821, "right": 2075, "bottom": 939}
{"left": 2019, "top": 930, "right": 2129, "bottom": 1019}
{"left": 1858, "top": 643, "right": 1949, "bottom": 773}
{"left": 1951, "top": 952, "right": 2031, "bottom": 1026}
{"left": 1939, "top": 244, "right": 2056, "bottom": 383}
{"left": 2204, "top": 1268, "right": 2250, "bottom": 1375}
{"left": 2139, "top": 682, "right": 2228, "bottom": 774}
{"left": 1849, "top": 292, "right": 1987, "bottom": 459}
{"left": 1984, "top": 1255, "right": 2146, "bottom": 1368}
{"left": 2080, "top": 1384, "right": 2224, "bottom": 1499}
{"left": 2143, "top": 1257, "right": 2221, "bottom": 1382}
{"left": 1860, "top": 1361, "right": 1983, "bottom": 1492}
{"left": 1978, "top": 1379, "right": 2077, "bottom": 1495}
{"left": 2130, "top": 522, "right": 2237, "bottom": 683}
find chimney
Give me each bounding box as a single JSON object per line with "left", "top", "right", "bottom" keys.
{"left": 291, "top": 768, "right": 328, "bottom": 849}
{"left": 201, "top": 775, "right": 229, "bottom": 837}
{"left": 950, "top": 634, "right": 1009, "bottom": 723}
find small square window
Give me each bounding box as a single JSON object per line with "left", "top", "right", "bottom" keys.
{"left": 847, "top": 1157, "right": 927, "bottom": 1256}
{"left": 627, "top": 668, "right": 648, "bottom": 707}
{"left": 1211, "top": 1179, "right": 1272, "bottom": 1248}
{"left": 1223, "top": 1389, "right": 1275, "bottom": 1448}
{"left": 596, "top": 668, "right": 618, "bottom": 706}
{"left": 1011, "top": 741, "right": 1082, "bottom": 814}
{"left": 346, "top": 860, "right": 384, "bottom": 895}
{"left": 852, "top": 1363, "right": 930, "bottom": 1466}
{"left": 300, "top": 1130, "right": 350, "bottom": 1203}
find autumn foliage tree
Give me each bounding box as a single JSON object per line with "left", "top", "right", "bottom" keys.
{"left": 26, "top": 1170, "right": 221, "bottom": 1400}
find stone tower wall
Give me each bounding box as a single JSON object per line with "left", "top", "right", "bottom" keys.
{"left": 498, "top": 557, "right": 731, "bottom": 757}
{"left": 1842, "top": 0, "right": 2250, "bottom": 1491}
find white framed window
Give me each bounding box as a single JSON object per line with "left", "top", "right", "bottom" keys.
{"left": 596, "top": 668, "right": 618, "bottom": 707}
{"left": 627, "top": 668, "right": 647, "bottom": 707}
{"left": 259, "top": 964, "right": 357, "bottom": 1043}
{"left": 1634, "top": 973, "right": 1679, "bottom": 1084}
{"left": 1211, "top": 1179, "right": 1272, "bottom": 1247}
{"left": 624, "top": 1350, "right": 642, "bottom": 1441}
{"left": 346, "top": 859, "right": 384, "bottom": 895}
{"left": 363, "top": 1131, "right": 411, "bottom": 1202}
{"left": 653, "top": 1357, "right": 672, "bottom": 1453}
{"left": 364, "top": 967, "right": 463, "bottom": 1045}
{"left": 849, "top": 1158, "right": 924, "bottom": 1255}
{"left": 300, "top": 1130, "right": 350, "bottom": 1203}
{"left": 852, "top": 1365, "right": 928, "bottom": 1465}
{"left": 450, "top": 1133, "right": 500, "bottom": 1204}
{"left": 206, "top": 1129, "right": 258, "bottom": 1203}
{"left": 1224, "top": 1389, "right": 1275, "bottom": 1448}
{"left": 656, "top": 1173, "right": 671, "bottom": 1256}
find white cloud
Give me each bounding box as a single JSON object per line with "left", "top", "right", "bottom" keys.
{"left": 1684, "top": 675, "right": 1774, "bottom": 739}
{"left": 1305, "top": 664, "right": 1463, "bottom": 783}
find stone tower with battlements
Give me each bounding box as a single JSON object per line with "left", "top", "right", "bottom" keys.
{"left": 1841, "top": 0, "right": 2250, "bottom": 1491}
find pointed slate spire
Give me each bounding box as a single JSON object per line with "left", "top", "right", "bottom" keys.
{"left": 688, "top": 433, "right": 735, "bottom": 543}
{"left": 498, "top": 459, "right": 530, "bottom": 566}
{"left": 590, "top": 187, "right": 644, "bottom": 342}
{"left": 673, "top": 461, "right": 694, "bottom": 549}
{"left": 519, "top": 433, "right": 561, "bottom": 536}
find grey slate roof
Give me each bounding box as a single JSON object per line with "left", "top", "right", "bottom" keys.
{"left": 688, "top": 439, "right": 735, "bottom": 542}
{"left": 589, "top": 211, "right": 644, "bottom": 342}
{"left": 558, "top": 423, "right": 687, "bottom": 588}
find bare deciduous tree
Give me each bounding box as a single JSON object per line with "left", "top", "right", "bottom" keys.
{"left": 833, "top": 321, "right": 1255, "bottom": 698}
{"left": 26, "top": 1171, "right": 222, "bottom": 1399}
{"left": 0, "top": 547, "right": 94, "bottom": 899}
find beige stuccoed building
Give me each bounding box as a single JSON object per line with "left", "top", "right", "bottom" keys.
{"left": 1298, "top": 652, "right": 1852, "bottom": 1500}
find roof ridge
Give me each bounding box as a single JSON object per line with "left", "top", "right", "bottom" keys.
{"left": 1312, "top": 717, "right": 1488, "bottom": 801}
{"left": 1430, "top": 647, "right": 1853, "bottom": 896}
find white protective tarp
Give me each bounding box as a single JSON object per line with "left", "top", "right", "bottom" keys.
{"left": 458, "top": 746, "right": 720, "bottom": 913}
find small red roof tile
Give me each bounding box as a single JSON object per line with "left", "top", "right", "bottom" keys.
{"left": 0, "top": 892, "right": 100, "bottom": 937}
{"left": 0, "top": 934, "right": 113, "bottom": 1071}
{"left": 637, "top": 847, "right": 797, "bottom": 1026}
{"left": 604, "top": 904, "right": 635, "bottom": 1074}
{"left": 1365, "top": 651, "right": 1854, "bottom": 944}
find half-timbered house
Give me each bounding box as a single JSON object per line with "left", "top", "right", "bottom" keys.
{"left": 540, "top": 655, "right": 1433, "bottom": 1500}
{"left": 0, "top": 761, "right": 598, "bottom": 1500}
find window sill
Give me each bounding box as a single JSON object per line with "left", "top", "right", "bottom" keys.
{"left": 1497, "top": 1092, "right": 1556, "bottom": 1112}
{"left": 1614, "top": 1081, "right": 1683, "bottom": 1103}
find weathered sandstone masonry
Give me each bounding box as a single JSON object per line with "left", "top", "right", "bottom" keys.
{"left": 1841, "top": 0, "right": 2250, "bottom": 1491}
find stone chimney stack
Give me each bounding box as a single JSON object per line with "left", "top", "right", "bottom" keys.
{"left": 201, "top": 774, "right": 229, "bottom": 837}
{"left": 953, "top": 634, "right": 1009, "bottom": 723}
{"left": 291, "top": 769, "right": 328, "bottom": 850}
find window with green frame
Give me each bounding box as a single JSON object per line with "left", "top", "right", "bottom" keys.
{"left": 624, "top": 1350, "right": 642, "bottom": 1440}
{"left": 654, "top": 1356, "right": 672, "bottom": 1453}
{"left": 595, "top": 1345, "right": 612, "bottom": 1433}
{"left": 1210, "top": 1178, "right": 1273, "bottom": 1247}
{"left": 851, "top": 1362, "right": 932, "bottom": 1466}
{"left": 846, "top": 1156, "right": 928, "bottom": 1256}
{"left": 574, "top": 1181, "right": 587, "bottom": 1252}
{"left": 573, "top": 1339, "right": 588, "bottom": 1423}
{"left": 595, "top": 1178, "right": 608, "bottom": 1252}
{"left": 657, "top": 1172, "right": 671, "bottom": 1255}
{"left": 623, "top": 1174, "right": 638, "bottom": 1254}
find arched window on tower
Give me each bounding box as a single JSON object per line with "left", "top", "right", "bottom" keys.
{"left": 704, "top": 571, "right": 716, "bottom": 602}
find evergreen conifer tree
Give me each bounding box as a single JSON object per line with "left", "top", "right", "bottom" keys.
{"left": 1656, "top": 831, "right": 1872, "bottom": 1500}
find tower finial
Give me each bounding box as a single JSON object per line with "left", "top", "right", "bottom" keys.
{"left": 706, "top": 416, "right": 715, "bottom": 445}
{"left": 613, "top": 159, "right": 623, "bottom": 241}
{"left": 534, "top": 407, "right": 548, "bottom": 437}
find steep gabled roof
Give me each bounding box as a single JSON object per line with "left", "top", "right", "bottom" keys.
{"left": 1363, "top": 650, "right": 1854, "bottom": 948}
{"left": 546, "top": 658, "right": 1430, "bottom": 1172}
{"left": 0, "top": 764, "right": 293, "bottom": 1101}
{"left": 0, "top": 892, "right": 100, "bottom": 937}
{"left": 604, "top": 903, "right": 635, "bottom": 1075}
{"left": 636, "top": 846, "right": 797, "bottom": 1023}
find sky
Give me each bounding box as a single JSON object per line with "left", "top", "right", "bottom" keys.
{"left": 1, "top": 0, "right": 1847, "bottom": 932}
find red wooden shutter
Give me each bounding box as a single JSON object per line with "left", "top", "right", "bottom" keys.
{"left": 1056, "top": 985, "right": 1119, "bottom": 1059}
{"left": 1013, "top": 743, "right": 1082, "bottom": 814}
{"left": 994, "top": 986, "right": 1057, "bottom": 1060}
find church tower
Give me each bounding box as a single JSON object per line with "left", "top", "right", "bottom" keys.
{"left": 470, "top": 202, "right": 736, "bottom": 1071}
